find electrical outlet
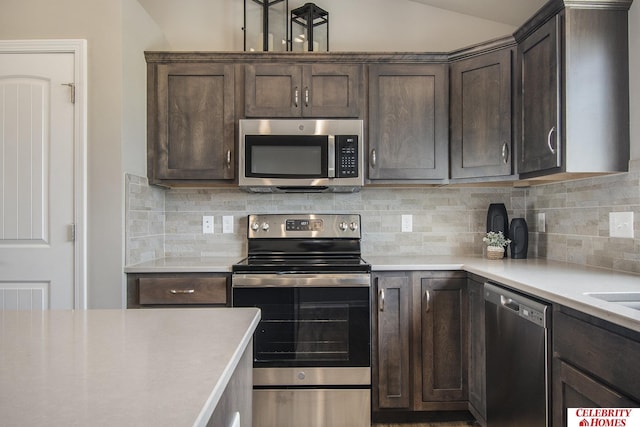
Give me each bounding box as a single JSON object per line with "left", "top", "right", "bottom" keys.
{"left": 401, "top": 215, "right": 413, "bottom": 232}
{"left": 610, "top": 212, "right": 634, "bottom": 238}
{"left": 537, "top": 212, "right": 546, "bottom": 233}
{"left": 202, "top": 216, "right": 214, "bottom": 234}
{"left": 222, "top": 215, "right": 234, "bottom": 234}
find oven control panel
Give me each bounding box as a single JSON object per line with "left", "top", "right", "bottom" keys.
{"left": 248, "top": 214, "right": 361, "bottom": 239}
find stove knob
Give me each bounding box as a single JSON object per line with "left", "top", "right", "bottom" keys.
{"left": 261, "top": 222, "right": 270, "bottom": 231}
{"left": 251, "top": 222, "right": 260, "bottom": 231}
{"left": 349, "top": 222, "right": 359, "bottom": 231}
{"left": 339, "top": 221, "right": 348, "bottom": 231}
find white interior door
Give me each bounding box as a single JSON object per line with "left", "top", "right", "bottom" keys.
{"left": 0, "top": 50, "right": 77, "bottom": 310}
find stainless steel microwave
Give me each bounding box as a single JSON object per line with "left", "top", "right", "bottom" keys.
{"left": 238, "top": 119, "right": 364, "bottom": 193}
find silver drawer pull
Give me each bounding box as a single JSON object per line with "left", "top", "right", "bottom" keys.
{"left": 169, "top": 289, "right": 195, "bottom": 295}
{"left": 425, "top": 289, "right": 431, "bottom": 313}
{"left": 379, "top": 289, "right": 385, "bottom": 312}
{"left": 294, "top": 86, "right": 299, "bottom": 107}
{"left": 370, "top": 149, "right": 377, "bottom": 168}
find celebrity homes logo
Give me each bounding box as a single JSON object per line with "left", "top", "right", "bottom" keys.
{"left": 568, "top": 408, "right": 640, "bottom": 426}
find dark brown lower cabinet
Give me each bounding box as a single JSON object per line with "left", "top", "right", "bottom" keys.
{"left": 374, "top": 272, "right": 412, "bottom": 410}
{"left": 373, "top": 271, "right": 468, "bottom": 419}
{"left": 467, "top": 276, "right": 486, "bottom": 425}
{"left": 553, "top": 308, "right": 640, "bottom": 426}
{"left": 415, "top": 273, "right": 468, "bottom": 410}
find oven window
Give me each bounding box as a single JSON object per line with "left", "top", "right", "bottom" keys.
{"left": 245, "top": 135, "right": 328, "bottom": 178}
{"left": 233, "top": 287, "right": 370, "bottom": 368}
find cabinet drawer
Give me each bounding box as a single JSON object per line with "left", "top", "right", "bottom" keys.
{"left": 138, "top": 277, "right": 228, "bottom": 305}
{"left": 554, "top": 310, "right": 640, "bottom": 401}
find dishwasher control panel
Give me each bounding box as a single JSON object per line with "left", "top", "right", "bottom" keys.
{"left": 484, "top": 282, "right": 549, "bottom": 328}
{"left": 519, "top": 304, "right": 546, "bottom": 328}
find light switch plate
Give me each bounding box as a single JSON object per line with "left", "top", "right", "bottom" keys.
{"left": 202, "top": 216, "right": 214, "bottom": 234}
{"left": 401, "top": 214, "right": 413, "bottom": 232}
{"left": 537, "top": 212, "right": 546, "bottom": 233}
{"left": 222, "top": 215, "right": 234, "bottom": 234}
{"left": 610, "top": 211, "right": 634, "bottom": 238}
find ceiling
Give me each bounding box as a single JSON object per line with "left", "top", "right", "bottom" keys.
{"left": 408, "top": 0, "right": 547, "bottom": 26}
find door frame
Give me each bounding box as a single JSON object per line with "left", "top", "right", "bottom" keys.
{"left": 0, "top": 39, "right": 88, "bottom": 309}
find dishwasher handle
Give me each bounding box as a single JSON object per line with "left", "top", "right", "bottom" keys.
{"left": 484, "top": 282, "right": 549, "bottom": 329}
{"left": 500, "top": 295, "right": 520, "bottom": 312}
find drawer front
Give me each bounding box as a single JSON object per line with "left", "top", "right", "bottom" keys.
{"left": 138, "top": 276, "right": 228, "bottom": 305}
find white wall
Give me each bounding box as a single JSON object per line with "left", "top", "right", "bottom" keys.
{"left": 0, "top": 0, "right": 165, "bottom": 308}
{"left": 140, "top": 0, "right": 516, "bottom": 52}
{"left": 0, "top": 0, "right": 125, "bottom": 308}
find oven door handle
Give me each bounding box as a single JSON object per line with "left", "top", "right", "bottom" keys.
{"left": 232, "top": 273, "right": 371, "bottom": 288}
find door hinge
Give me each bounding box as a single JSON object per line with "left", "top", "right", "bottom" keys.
{"left": 69, "top": 223, "right": 76, "bottom": 242}
{"left": 62, "top": 83, "right": 76, "bottom": 104}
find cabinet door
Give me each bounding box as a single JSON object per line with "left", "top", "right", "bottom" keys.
{"left": 374, "top": 273, "right": 412, "bottom": 409}
{"left": 553, "top": 360, "right": 638, "bottom": 427}
{"left": 450, "top": 48, "right": 513, "bottom": 179}
{"left": 368, "top": 64, "right": 449, "bottom": 181}
{"left": 303, "top": 64, "right": 362, "bottom": 117}
{"left": 245, "top": 64, "right": 302, "bottom": 117}
{"left": 416, "top": 276, "right": 468, "bottom": 407}
{"left": 467, "top": 278, "right": 486, "bottom": 423}
{"left": 518, "top": 16, "right": 561, "bottom": 174}
{"left": 154, "top": 63, "right": 235, "bottom": 181}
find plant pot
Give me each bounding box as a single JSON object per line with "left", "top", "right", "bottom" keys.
{"left": 486, "top": 246, "right": 504, "bottom": 260}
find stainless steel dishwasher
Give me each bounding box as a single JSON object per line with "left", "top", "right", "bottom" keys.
{"left": 484, "top": 282, "right": 550, "bottom": 427}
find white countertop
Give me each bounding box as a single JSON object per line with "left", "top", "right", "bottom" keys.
{"left": 367, "top": 255, "right": 640, "bottom": 333}
{"left": 124, "top": 255, "right": 640, "bottom": 332}
{"left": 125, "top": 256, "right": 238, "bottom": 273}
{"left": 0, "top": 308, "right": 260, "bottom": 427}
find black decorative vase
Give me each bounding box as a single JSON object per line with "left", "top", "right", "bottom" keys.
{"left": 486, "top": 203, "right": 509, "bottom": 235}
{"left": 509, "top": 218, "right": 529, "bottom": 259}
{"left": 486, "top": 203, "right": 509, "bottom": 258}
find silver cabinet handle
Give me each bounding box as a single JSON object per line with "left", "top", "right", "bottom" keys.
{"left": 547, "top": 126, "right": 556, "bottom": 154}
{"left": 169, "top": 289, "right": 195, "bottom": 295}
{"left": 425, "top": 289, "right": 431, "bottom": 313}
{"left": 501, "top": 142, "right": 509, "bottom": 164}
{"left": 294, "top": 86, "right": 299, "bottom": 107}
{"left": 370, "top": 149, "right": 377, "bottom": 168}
{"left": 304, "top": 87, "right": 309, "bottom": 107}
{"left": 379, "top": 289, "right": 385, "bottom": 312}
{"left": 226, "top": 150, "right": 231, "bottom": 168}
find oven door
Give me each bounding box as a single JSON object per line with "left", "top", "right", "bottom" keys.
{"left": 232, "top": 273, "right": 371, "bottom": 379}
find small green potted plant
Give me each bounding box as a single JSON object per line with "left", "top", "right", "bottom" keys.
{"left": 483, "top": 231, "right": 511, "bottom": 260}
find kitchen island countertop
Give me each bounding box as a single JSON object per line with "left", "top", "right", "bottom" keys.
{"left": 0, "top": 307, "right": 260, "bottom": 427}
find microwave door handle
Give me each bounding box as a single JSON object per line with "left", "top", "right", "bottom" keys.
{"left": 328, "top": 135, "right": 336, "bottom": 178}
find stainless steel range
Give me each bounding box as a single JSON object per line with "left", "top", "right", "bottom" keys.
{"left": 232, "top": 214, "right": 371, "bottom": 427}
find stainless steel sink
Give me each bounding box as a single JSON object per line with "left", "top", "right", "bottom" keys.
{"left": 584, "top": 292, "right": 640, "bottom": 310}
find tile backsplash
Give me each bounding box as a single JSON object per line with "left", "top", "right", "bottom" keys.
{"left": 125, "top": 171, "right": 640, "bottom": 275}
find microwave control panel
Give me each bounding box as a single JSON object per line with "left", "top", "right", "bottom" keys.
{"left": 336, "top": 135, "right": 359, "bottom": 178}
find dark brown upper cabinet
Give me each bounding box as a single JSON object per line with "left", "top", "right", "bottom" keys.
{"left": 245, "top": 63, "right": 362, "bottom": 118}
{"left": 450, "top": 46, "right": 514, "bottom": 180}
{"left": 147, "top": 61, "right": 236, "bottom": 185}
{"left": 516, "top": 1, "right": 631, "bottom": 179}
{"left": 368, "top": 64, "right": 449, "bottom": 182}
